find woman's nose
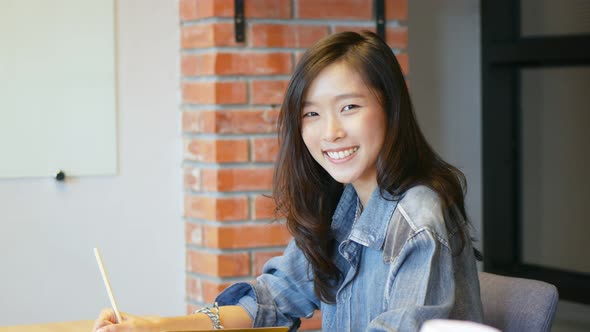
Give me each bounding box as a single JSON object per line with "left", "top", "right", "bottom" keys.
{"left": 322, "top": 116, "right": 346, "bottom": 142}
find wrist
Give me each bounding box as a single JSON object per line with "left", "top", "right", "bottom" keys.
{"left": 194, "top": 302, "right": 223, "bottom": 329}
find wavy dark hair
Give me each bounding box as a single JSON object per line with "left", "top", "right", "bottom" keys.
{"left": 273, "top": 31, "right": 475, "bottom": 303}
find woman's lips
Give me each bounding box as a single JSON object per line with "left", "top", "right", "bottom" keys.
{"left": 323, "top": 146, "right": 359, "bottom": 163}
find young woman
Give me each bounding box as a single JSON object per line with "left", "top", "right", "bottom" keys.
{"left": 93, "top": 31, "right": 483, "bottom": 332}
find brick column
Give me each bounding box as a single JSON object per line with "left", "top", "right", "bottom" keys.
{"left": 179, "top": 0, "right": 408, "bottom": 329}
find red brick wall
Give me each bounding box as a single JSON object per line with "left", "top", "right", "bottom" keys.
{"left": 180, "top": 0, "right": 408, "bottom": 329}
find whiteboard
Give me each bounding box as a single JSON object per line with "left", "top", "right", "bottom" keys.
{"left": 0, "top": 0, "right": 117, "bottom": 179}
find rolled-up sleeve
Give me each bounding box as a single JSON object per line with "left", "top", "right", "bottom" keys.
{"left": 367, "top": 229, "right": 455, "bottom": 332}
{"left": 215, "top": 239, "right": 320, "bottom": 330}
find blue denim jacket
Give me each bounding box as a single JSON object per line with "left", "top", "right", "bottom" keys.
{"left": 216, "top": 185, "right": 483, "bottom": 331}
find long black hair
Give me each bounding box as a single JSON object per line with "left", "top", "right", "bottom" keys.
{"left": 273, "top": 31, "right": 474, "bottom": 303}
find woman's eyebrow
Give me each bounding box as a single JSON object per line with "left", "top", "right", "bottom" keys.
{"left": 303, "top": 93, "right": 366, "bottom": 107}
{"left": 333, "top": 93, "right": 366, "bottom": 101}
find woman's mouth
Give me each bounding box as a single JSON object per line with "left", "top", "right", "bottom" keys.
{"left": 324, "top": 147, "right": 359, "bottom": 161}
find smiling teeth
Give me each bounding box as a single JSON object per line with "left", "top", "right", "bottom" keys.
{"left": 326, "top": 147, "right": 358, "bottom": 159}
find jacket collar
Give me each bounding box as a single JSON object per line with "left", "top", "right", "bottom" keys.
{"left": 331, "top": 184, "right": 398, "bottom": 250}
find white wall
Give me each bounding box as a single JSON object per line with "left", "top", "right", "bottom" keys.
{"left": 408, "top": 0, "right": 483, "bottom": 243}
{"left": 0, "top": 0, "right": 183, "bottom": 325}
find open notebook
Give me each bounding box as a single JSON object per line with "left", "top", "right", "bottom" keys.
{"left": 163, "top": 328, "right": 289, "bottom": 332}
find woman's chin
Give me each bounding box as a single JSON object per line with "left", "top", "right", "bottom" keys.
{"left": 326, "top": 172, "right": 356, "bottom": 185}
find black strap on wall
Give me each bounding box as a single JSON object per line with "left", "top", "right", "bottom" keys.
{"left": 234, "top": 0, "right": 245, "bottom": 42}
{"left": 236, "top": 0, "right": 384, "bottom": 42}
{"left": 375, "top": 0, "right": 385, "bottom": 40}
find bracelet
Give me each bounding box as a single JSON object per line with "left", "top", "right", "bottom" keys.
{"left": 194, "top": 302, "right": 224, "bottom": 329}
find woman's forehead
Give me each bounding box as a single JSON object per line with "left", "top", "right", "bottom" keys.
{"left": 304, "top": 63, "right": 371, "bottom": 101}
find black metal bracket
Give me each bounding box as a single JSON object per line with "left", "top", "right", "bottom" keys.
{"left": 234, "top": 0, "right": 245, "bottom": 42}
{"left": 375, "top": 0, "right": 385, "bottom": 40}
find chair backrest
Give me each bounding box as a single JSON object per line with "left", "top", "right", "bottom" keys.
{"left": 479, "top": 271, "right": 559, "bottom": 332}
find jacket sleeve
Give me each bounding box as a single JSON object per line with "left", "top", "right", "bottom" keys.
{"left": 215, "top": 239, "right": 320, "bottom": 330}
{"left": 366, "top": 228, "right": 456, "bottom": 332}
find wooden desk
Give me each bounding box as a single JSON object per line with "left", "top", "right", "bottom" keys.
{"left": 0, "top": 320, "right": 94, "bottom": 332}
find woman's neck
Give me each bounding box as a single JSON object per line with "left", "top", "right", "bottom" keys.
{"left": 352, "top": 179, "right": 378, "bottom": 208}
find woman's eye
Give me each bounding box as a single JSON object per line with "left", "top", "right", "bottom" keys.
{"left": 302, "top": 111, "right": 318, "bottom": 118}
{"left": 342, "top": 104, "right": 359, "bottom": 112}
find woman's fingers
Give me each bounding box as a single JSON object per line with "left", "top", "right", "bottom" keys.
{"left": 93, "top": 311, "right": 157, "bottom": 332}
{"left": 93, "top": 319, "right": 113, "bottom": 331}
{"left": 100, "top": 308, "right": 117, "bottom": 321}
{"left": 92, "top": 308, "right": 117, "bottom": 331}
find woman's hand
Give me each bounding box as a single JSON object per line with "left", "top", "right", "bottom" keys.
{"left": 91, "top": 304, "right": 252, "bottom": 331}
{"left": 92, "top": 308, "right": 160, "bottom": 332}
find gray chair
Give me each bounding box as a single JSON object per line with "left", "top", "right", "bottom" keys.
{"left": 479, "top": 272, "right": 559, "bottom": 332}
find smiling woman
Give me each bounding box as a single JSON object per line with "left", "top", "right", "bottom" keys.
{"left": 223, "top": 31, "right": 483, "bottom": 331}
{"left": 301, "top": 62, "right": 387, "bottom": 203}
{"left": 93, "top": 31, "right": 484, "bottom": 332}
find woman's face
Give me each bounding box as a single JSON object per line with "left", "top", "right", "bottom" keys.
{"left": 301, "top": 62, "right": 387, "bottom": 193}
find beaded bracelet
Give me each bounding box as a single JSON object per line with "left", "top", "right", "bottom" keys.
{"left": 194, "top": 302, "right": 224, "bottom": 329}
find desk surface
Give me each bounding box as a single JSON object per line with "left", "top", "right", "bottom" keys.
{"left": 0, "top": 320, "right": 94, "bottom": 332}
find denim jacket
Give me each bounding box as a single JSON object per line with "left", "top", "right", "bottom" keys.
{"left": 216, "top": 185, "right": 483, "bottom": 331}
